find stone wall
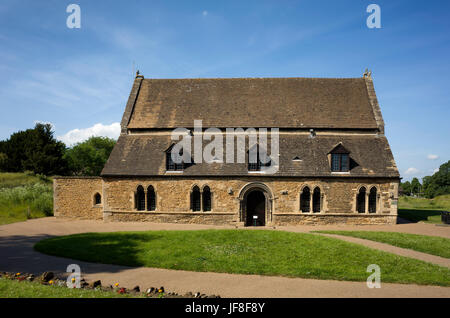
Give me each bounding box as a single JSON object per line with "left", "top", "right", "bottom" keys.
{"left": 101, "top": 176, "right": 398, "bottom": 225}
{"left": 103, "top": 211, "right": 235, "bottom": 225}
{"left": 53, "top": 176, "right": 398, "bottom": 224}
{"left": 53, "top": 177, "right": 103, "bottom": 220}
{"left": 273, "top": 214, "right": 397, "bottom": 226}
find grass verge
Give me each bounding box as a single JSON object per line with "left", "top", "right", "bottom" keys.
{"left": 0, "top": 172, "right": 53, "bottom": 225}
{"left": 35, "top": 229, "right": 450, "bottom": 286}
{"left": 0, "top": 277, "right": 135, "bottom": 298}
{"left": 313, "top": 231, "right": 450, "bottom": 259}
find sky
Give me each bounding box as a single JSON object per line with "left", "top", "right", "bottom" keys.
{"left": 0, "top": 0, "right": 449, "bottom": 182}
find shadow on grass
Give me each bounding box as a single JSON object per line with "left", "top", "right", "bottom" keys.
{"left": 398, "top": 209, "right": 442, "bottom": 223}
{"left": 34, "top": 232, "right": 164, "bottom": 268}
{"left": 0, "top": 232, "right": 161, "bottom": 277}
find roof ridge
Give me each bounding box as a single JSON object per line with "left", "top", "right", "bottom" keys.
{"left": 142, "top": 77, "right": 364, "bottom": 81}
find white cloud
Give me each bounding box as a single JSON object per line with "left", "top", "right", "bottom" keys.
{"left": 433, "top": 168, "right": 439, "bottom": 174}
{"left": 427, "top": 154, "right": 439, "bottom": 160}
{"left": 58, "top": 122, "right": 120, "bottom": 146}
{"left": 404, "top": 167, "right": 420, "bottom": 175}
{"left": 202, "top": 10, "right": 208, "bottom": 16}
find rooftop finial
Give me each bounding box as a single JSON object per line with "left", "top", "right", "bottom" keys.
{"left": 135, "top": 70, "right": 144, "bottom": 79}
{"left": 363, "top": 68, "right": 372, "bottom": 79}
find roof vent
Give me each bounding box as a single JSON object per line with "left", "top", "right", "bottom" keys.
{"left": 292, "top": 156, "right": 302, "bottom": 162}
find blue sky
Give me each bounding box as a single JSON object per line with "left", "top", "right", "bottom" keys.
{"left": 0, "top": 0, "right": 449, "bottom": 181}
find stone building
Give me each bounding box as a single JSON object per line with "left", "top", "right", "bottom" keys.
{"left": 54, "top": 72, "right": 400, "bottom": 225}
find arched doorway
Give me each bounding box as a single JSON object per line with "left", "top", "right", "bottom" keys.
{"left": 238, "top": 182, "right": 273, "bottom": 227}
{"left": 246, "top": 190, "right": 266, "bottom": 226}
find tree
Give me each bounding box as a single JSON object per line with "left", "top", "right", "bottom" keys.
{"left": 410, "top": 178, "right": 421, "bottom": 196}
{"left": 422, "top": 160, "right": 450, "bottom": 198}
{"left": 0, "top": 123, "right": 68, "bottom": 175}
{"left": 22, "top": 124, "right": 69, "bottom": 175}
{"left": 64, "top": 136, "right": 116, "bottom": 176}
{"left": 401, "top": 181, "right": 411, "bottom": 196}
{"left": 0, "top": 152, "right": 7, "bottom": 171}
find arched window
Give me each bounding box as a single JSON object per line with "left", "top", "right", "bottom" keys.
{"left": 369, "top": 187, "right": 377, "bottom": 213}
{"left": 136, "top": 186, "right": 145, "bottom": 211}
{"left": 191, "top": 186, "right": 201, "bottom": 212}
{"left": 147, "top": 186, "right": 156, "bottom": 211}
{"left": 94, "top": 193, "right": 101, "bottom": 205}
{"left": 313, "top": 187, "right": 321, "bottom": 213}
{"left": 357, "top": 187, "right": 366, "bottom": 213}
{"left": 202, "top": 186, "right": 211, "bottom": 212}
{"left": 300, "top": 187, "right": 310, "bottom": 213}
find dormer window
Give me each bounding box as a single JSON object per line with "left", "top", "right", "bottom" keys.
{"left": 331, "top": 153, "right": 349, "bottom": 172}
{"left": 166, "top": 152, "right": 184, "bottom": 171}
{"left": 329, "top": 143, "right": 350, "bottom": 172}
{"left": 248, "top": 144, "right": 271, "bottom": 172}
{"left": 165, "top": 144, "right": 185, "bottom": 171}
{"left": 248, "top": 156, "right": 262, "bottom": 171}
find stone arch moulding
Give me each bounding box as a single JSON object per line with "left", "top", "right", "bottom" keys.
{"left": 238, "top": 182, "right": 274, "bottom": 226}
{"left": 312, "top": 186, "right": 322, "bottom": 213}
{"left": 135, "top": 185, "right": 146, "bottom": 211}
{"left": 355, "top": 185, "right": 367, "bottom": 213}
{"left": 190, "top": 185, "right": 201, "bottom": 212}
{"left": 368, "top": 185, "right": 380, "bottom": 214}
{"left": 147, "top": 185, "right": 156, "bottom": 211}
{"left": 299, "top": 185, "right": 311, "bottom": 213}
{"left": 202, "top": 185, "right": 212, "bottom": 212}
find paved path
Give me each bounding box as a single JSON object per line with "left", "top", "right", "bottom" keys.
{"left": 0, "top": 217, "right": 449, "bottom": 298}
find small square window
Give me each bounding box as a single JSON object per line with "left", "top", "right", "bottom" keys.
{"left": 94, "top": 193, "right": 101, "bottom": 205}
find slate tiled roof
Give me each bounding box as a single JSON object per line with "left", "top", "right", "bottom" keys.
{"left": 101, "top": 134, "right": 399, "bottom": 177}
{"left": 104, "top": 76, "right": 399, "bottom": 178}
{"left": 126, "top": 77, "right": 378, "bottom": 129}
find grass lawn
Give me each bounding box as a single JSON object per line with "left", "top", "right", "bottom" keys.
{"left": 35, "top": 229, "right": 450, "bottom": 286}
{"left": 0, "top": 278, "right": 135, "bottom": 298}
{"left": 0, "top": 172, "right": 53, "bottom": 225}
{"left": 314, "top": 231, "right": 450, "bottom": 259}
{"left": 398, "top": 194, "right": 450, "bottom": 224}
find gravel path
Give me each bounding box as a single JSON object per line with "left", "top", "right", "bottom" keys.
{"left": 0, "top": 217, "right": 449, "bottom": 298}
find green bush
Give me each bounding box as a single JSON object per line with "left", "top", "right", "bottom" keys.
{"left": 31, "top": 191, "right": 53, "bottom": 216}
{"left": 0, "top": 183, "right": 53, "bottom": 222}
